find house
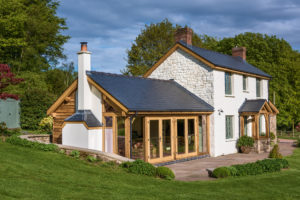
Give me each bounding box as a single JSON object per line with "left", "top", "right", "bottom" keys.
{"left": 47, "top": 28, "right": 279, "bottom": 164}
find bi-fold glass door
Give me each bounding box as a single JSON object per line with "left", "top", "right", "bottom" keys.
{"left": 146, "top": 117, "right": 174, "bottom": 163}
{"left": 175, "top": 117, "right": 198, "bottom": 159}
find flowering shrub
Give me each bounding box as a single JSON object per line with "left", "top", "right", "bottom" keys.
{"left": 39, "top": 116, "right": 53, "bottom": 133}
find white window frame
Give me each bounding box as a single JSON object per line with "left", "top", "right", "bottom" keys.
{"left": 225, "top": 115, "right": 234, "bottom": 140}
{"left": 225, "top": 72, "right": 234, "bottom": 96}
{"left": 256, "top": 78, "right": 262, "bottom": 98}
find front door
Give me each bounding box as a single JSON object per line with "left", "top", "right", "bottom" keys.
{"left": 146, "top": 117, "right": 174, "bottom": 163}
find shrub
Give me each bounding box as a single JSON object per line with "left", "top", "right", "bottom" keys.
{"left": 212, "top": 167, "right": 231, "bottom": 178}
{"left": 0, "top": 122, "right": 8, "bottom": 135}
{"left": 86, "top": 155, "right": 97, "bottom": 162}
{"left": 237, "top": 136, "right": 255, "bottom": 148}
{"left": 120, "top": 161, "right": 133, "bottom": 169}
{"left": 39, "top": 116, "right": 53, "bottom": 134}
{"left": 226, "top": 166, "right": 238, "bottom": 176}
{"left": 6, "top": 135, "right": 58, "bottom": 152}
{"left": 275, "top": 158, "right": 289, "bottom": 169}
{"left": 256, "top": 159, "right": 281, "bottom": 173}
{"left": 269, "top": 144, "right": 283, "bottom": 159}
{"left": 296, "top": 138, "right": 300, "bottom": 148}
{"left": 270, "top": 132, "right": 276, "bottom": 140}
{"left": 70, "top": 150, "right": 80, "bottom": 159}
{"left": 156, "top": 166, "right": 175, "bottom": 180}
{"left": 126, "top": 160, "right": 156, "bottom": 177}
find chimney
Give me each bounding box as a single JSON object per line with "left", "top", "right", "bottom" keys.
{"left": 232, "top": 46, "right": 246, "bottom": 60}
{"left": 77, "top": 42, "right": 91, "bottom": 110}
{"left": 175, "top": 27, "right": 193, "bottom": 45}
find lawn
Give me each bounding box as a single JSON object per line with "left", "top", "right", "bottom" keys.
{"left": 0, "top": 142, "right": 300, "bottom": 200}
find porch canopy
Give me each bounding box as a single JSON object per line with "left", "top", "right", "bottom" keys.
{"left": 239, "top": 99, "right": 279, "bottom": 139}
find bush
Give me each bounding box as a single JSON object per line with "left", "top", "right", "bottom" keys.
{"left": 0, "top": 122, "right": 8, "bottom": 135}
{"left": 296, "top": 138, "right": 300, "bottom": 148}
{"left": 86, "top": 155, "right": 97, "bottom": 162}
{"left": 120, "top": 161, "right": 133, "bottom": 169}
{"left": 269, "top": 144, "right": 283, "bottom": 159}
{"left": 275, "top": 158, "right": 289, "bottom": 169}
{"left": 70, "top": 150, "right": 80, "bottom": 159}
{"left": 39, "top": 116, "right": 53, "bottom": 134}
{"left": 226, "top": 166, "right": 238, "bottom": 176}
{"left": 212, "top": 167, "right": 231, "bottom": 178}
{"left": 6, "top": 135, "right": 58, "bottom": 152}
{"left": 123, "top": 159, "right": 156, "bottom": 177}
{"left": 237, "top": 136, "right": 255, "bottom": 148}
{"left": 156, "top": 166, "right": 175, "bottom": 180}
{"left": 270, "top": 132, "right": 276, "bottom": 140}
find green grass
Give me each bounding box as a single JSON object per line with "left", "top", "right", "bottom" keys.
{"left": 277, "top": 131, "right": 300, "bottom": 140}
{"left": 0, "top": 142, "right": 300, "bottom": 200}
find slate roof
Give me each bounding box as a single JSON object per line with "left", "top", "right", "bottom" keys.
{"left": 64, "top": 110, "right": 102, "bottom": 127}
{"left": 178, "top": 41, "right": 271, "bottom": 78}
{"left": 87, "top": 71, "right": 214, "bottom": 112}
{"left": 239, "top": 99, "right": 267, "bottom": 113}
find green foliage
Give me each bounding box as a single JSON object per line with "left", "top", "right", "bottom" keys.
{"left": 39, "top": 116, "right": 53, "bottom": 134}
{"left": 0, "top": 0, "right": 69, "bottom": 72}
{"left": 212, "top": 167, "right": 231, "bottom": 178}
{"left": 270, "top": 132, "right": 276, "bottom": 140}
{"left": 70, "top": 150, "right": 80, "bottom": 159}
{"left": 122, "top": 159, "right": 156, "bottom": 177}
{"left": 6, "top": 135, "right": 58, "bottom": 152}
{"left": 237, "top": 136, "right": 255, "bottom": 147}
{"left": 297, "top": 139, "right": 300, "bottom": 148}
{"left": 123, "top": 19, "right": 206, "bottom": 76}
{"left": 269, "top": 144, "right": 283, "bottom": 159}
{"left": 156, "top": 166, "right": 175, "bottom": 180}
{"left": 86, "top": 155, "right": 97, "bottom": 163}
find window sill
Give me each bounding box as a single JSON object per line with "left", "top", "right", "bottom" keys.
{"left": 243, "top": 90, "right": 249, "bottom": 93}
{"left": 225, "top": 139, "right": 236, "bottom": 142}
{"left": 225, "top": 95, "right": 235, "bottom": 98}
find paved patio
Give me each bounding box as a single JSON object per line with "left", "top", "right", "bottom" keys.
{"left": 167, "top": 139, "right": 296, "bottom": 181}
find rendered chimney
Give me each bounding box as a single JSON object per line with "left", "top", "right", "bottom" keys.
{"left": 175, "top": 27, "right": 193, "bottom": 45}
{"left": 232, "top": 46, "right": 246, "bottom": 60}
{"left": 77, "top": 42, "right": 91, "bottom": 110}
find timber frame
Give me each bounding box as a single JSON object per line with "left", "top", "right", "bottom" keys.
{"left": 143, "top": 43, "right": 270, "bottom": 80}
{"left": 239, "top": 100, "right": 278, "bottom": 140}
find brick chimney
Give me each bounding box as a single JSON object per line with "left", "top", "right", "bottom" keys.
{"left": 232, "top": 46, "right": 246, "bottom": 60}
{"left": 77, "top": 42, "right": 92, "bottom": 110}
{"left": 175, "top": 27, "right": 193, "bottom": 45}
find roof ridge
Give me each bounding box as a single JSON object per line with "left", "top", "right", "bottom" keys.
{"left": 87, "top": 71, "right": 174, "bottom": 83}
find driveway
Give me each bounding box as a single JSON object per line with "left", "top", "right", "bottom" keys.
{"left": 167, "top": 139, "right": 296, "bottom": 181}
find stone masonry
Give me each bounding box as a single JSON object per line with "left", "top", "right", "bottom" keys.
{"left": 149, "top": 49, "right": 214, "bottom": 106}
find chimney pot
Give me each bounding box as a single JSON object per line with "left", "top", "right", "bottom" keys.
{"left": 80, "top": 42, "right": 88, "bottom": 52}
{"left": 175, "top": 27, "right": 193, "bottom": 45}
{"left": 232, "top": 46, "right": 246, "bottom": 60}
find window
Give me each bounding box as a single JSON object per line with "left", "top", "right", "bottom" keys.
{"left": 243, "top": 75, "right": 248, "bottom": 91}
{"left": 225, "top": 72, "right": 232, "bottom": 95}
{"left": 256, "top": 78, "right": 261, "bottom": 97}
{"left": 244, "top": 116, "right": 248, "bottom": 136}
{"left": 225, "top": 116, "right": 234, "bottom": 139}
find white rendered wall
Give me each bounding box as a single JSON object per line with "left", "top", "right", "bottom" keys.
{"left": 62, "top": 123, "right": 103, "bottom": 151}
{"left": 90, "top": 85, "right": 102, "bottom": 122}
{"left": 213, "top": 70, "right": 269, "bottom": 156}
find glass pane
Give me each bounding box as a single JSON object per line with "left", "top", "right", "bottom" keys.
{"left": 150, "top": 120, "right": 160, "bottom": 159}
{"left": 226, "top": 116, "right": 233, "bottom": 139}
{"left": 244, "top": 116, "right": 248, "bottom": 136}
{"left": 259, "top": 115, "right": 266, "bottom": 136}
{"left": 256, "top": 79, "right": 261, "bottom": 97}
{"left": 177, "top": 119, "right": 185, "bottom": 154}
{"left": 198, "top": 116, "right": 203, "bottom": 152}
{"left": 105, "top": 116, "right": 112, "bottom": 127}
{"left": 225, "top": 72, "right": 232, "bottom": 95}
{"left": 243, "top": 76, "right": 247, "bottom": 90}
{"left": 117, "top": 117, "right": 125, "bottom": 157}
{"left": 188, "top": 119, "right": 195, "bottom": 153}
{"left": 132, "top": 117, "right": 144, "bottom": 160}
{"left": 162, "top": 120, "right": 171, "bottom": 157}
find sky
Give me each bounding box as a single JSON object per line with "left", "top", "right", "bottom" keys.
{"left": 57, "top": 0, "right": 300, "bottom": 73}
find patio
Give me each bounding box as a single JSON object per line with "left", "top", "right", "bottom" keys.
{"left": 167, "top": 139, "right": 296, "bottom": 181}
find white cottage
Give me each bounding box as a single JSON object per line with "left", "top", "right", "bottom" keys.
{"left": 47, "top": 28, "right": 278, "bottom": 164}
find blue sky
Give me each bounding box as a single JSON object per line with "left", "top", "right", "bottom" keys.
{"left": 57, "top": 0, "right": 300, "bottom": 73}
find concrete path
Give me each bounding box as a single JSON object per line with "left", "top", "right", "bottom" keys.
{"left": 167, "top": 139, "right": 296, "bottom": 181}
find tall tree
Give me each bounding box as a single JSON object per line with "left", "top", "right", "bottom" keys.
{"left": 123, "top": 19, "right": 206, "bottom": 76}
{"left": 0, "top": 0, "right": 69, "bottom": 73}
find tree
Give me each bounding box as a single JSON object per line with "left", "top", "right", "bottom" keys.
{"left": 123, "top": 19, "right": 207, "bottom": 76}
{"left": 0, "top": 0, "right": 69, "bottom": 73}
{"left": 0, "top": 64, "right": 24, "bottom": 100}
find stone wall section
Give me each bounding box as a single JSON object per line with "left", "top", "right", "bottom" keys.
{"left": 149, "top": 49, "right": 214, "bottom": 106}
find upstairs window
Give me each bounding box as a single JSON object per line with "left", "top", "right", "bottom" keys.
{"left": 225, "top": 72, "right": 232, "bottom": 95}
{"left": 243, "top": 75, "right": 248, "bottom": 91}
{"left": 256, "top": 78, "right": 261, "bottom": 97}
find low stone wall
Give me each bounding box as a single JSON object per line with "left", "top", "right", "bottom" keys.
{"left": 19, "top": 134, "right": 133, "bottom": 164}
